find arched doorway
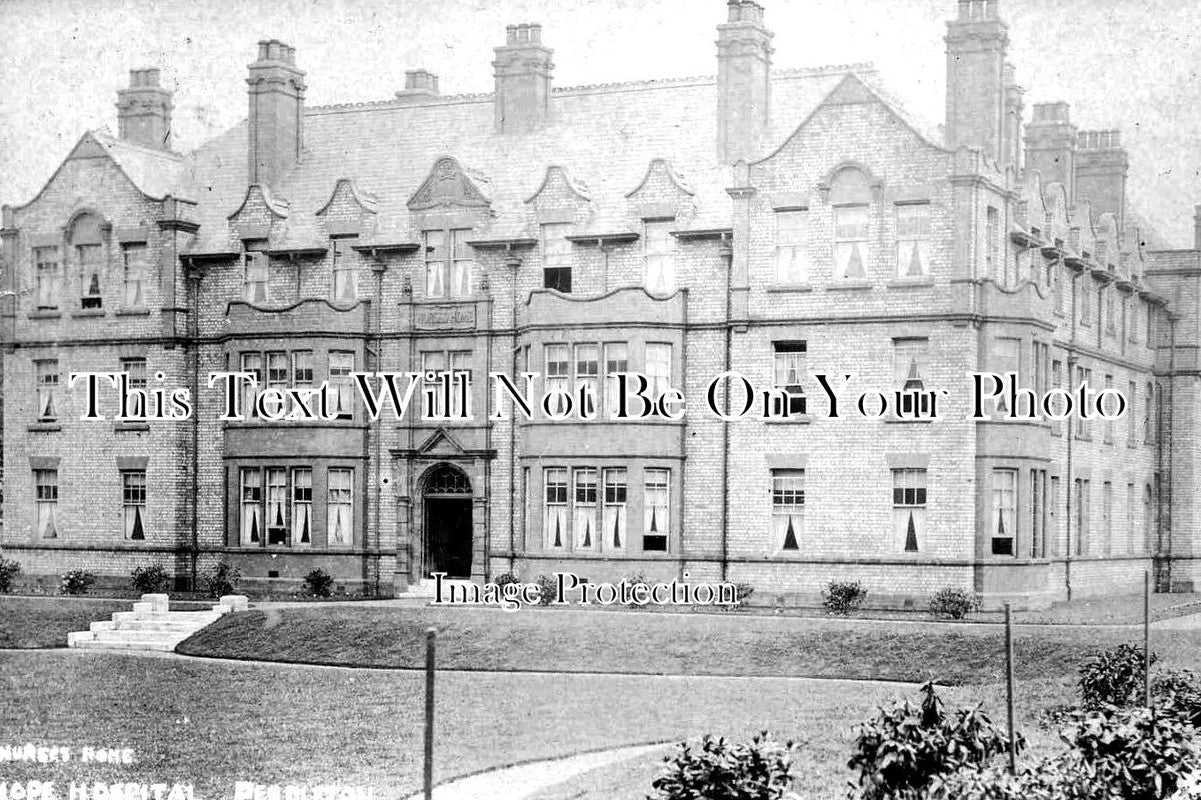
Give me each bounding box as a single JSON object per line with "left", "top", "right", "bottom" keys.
{"left": 422, "top": 463, "right": 473, "bottom": 578}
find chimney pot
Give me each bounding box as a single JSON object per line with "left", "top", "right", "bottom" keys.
{"left": 494, "top": 22, "right": 554, "bottom": 133}
{"left": 117, "top": 66, "right": 172, "bottom": 150}
{"left": 247, "top": 38, "right": 305, "bottom": 186}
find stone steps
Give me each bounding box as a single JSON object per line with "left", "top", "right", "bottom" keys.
{"left": 67, "top": 593, "right": 248, "bottom": 652}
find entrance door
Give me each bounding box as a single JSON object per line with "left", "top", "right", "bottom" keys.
{"left": 425, "top": 497, "right": 473, "bottom": 578}
{"left": 422, "top": 464, "right": 474, "bottom": 579}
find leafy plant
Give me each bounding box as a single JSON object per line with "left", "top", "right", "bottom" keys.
{"left": 130, "top": 565, "right": 170, "bottom": 594}
{"left": 533, "top": 574, "right": 558, "bottom": 606}
{"left": 823, "top": 579, "right": 867, "bottom": 615}
{"left": 650, "top": 732, "right": 796, "bottom": 800}
{"left": 303, "top": 568, "right": 334, "bottom": 598}
{"left": 0, "top": 556, "right": 21, "bottom": 594}
{"left": 1078, "top": 643, "right": 1157, "bottom": 708}
{"left": 60, "top": 570, "right": 96, "bottom": 596}
{"left": 494, "top": 571, "right": 521, "bottom": 589}
{"left": 848, "top": 682, "right": 1019, "bottom": 800}
{"left": 625, "top": 572, "right": 650, "bottom": 608}
{"left": 204, "top": 561, "right": 241, "bottom": 598}
{"left": 1153, "top": 669, "right": 1201, "bottom": 727}
{"left": 929, "top": 588, "right": 977, "bottom": 620}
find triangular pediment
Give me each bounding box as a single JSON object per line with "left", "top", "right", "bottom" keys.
{"left": 408, "top": 156, "right": 491, "bottom": 211}
{"left": 416, "top": 427, "right": 468, "bottom": 457}
{"left": 68, "top": 132, "right": 110, "bottom": 161}
{"left": 824, "top": 74, "right": 876, "bottom": 107}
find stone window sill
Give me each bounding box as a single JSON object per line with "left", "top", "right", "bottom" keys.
{"left": 765, "top": 283, "right": 814, "bottom": 294}
{"left": 116, "top": 308, "right": 152, "bottom": 317}
{"left": 114, "top": 422, "right": 151, "bottom": 432}
{"left": 70, "top": 308, "right": 106, "bottom": 318}
{"left": 765, "top": 414, "right": 813, "bottom": 425}
{"left": 28, "top": 310, "right": 61, "bottom": 320}
{"left": 886, "top": 277, "right": 935, "bottom": 288}
{"left": 28, "top": 422, "right": 62, "bottom": 432}
{"left": 883, "top": 417, "right": 933, "bottom": 424}
{"left": 827, "top": 280, "right": 873, "bottom": 291}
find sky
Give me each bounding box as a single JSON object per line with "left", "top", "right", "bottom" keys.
{"left": 1, "top": 0, "right": 1199, "bottom": 246}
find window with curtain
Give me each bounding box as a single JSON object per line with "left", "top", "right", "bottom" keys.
{"left": 644, "top": 221, "right": 675, "bottom": 294}
{"left": 545, "top": 345, "right": 570, "bottom": 416}
{"left": 292, "top": 468, "right": 312, "bottom": 546}
{"left": 35, "top": 469, "right": 58, "bottom": 539}
{"left": 645, "top": 343, "right": 672, "bottom": 399}
{"left": 991, "top": 469, "right": 1016, "bottom": 556}
{"left": 424, "top": 229, "right": 473, "bottom": 298}
{"left": 544, "top": 468, "right": 568, "bottom": 549}
{"left": 896, "top": 203, "right": 931, "bottom": 278}
{"left": 573, "top": 468, "right": 598, "bottom": 551}
{"left": 423, "top": 229, "right": 446, "bottom": 298}
{"left": 575, "top": 344, "right": 599, "bottom": 418}
{"left": 120, "top": 357, "right": 147, "bottom": 417}
{"left": 240, "top": 468, "right": 262, "bottom": 545}
{"left": 771, "top": 469, "right": 804, "bottom": 552}
{"left": 643, "top": 469, "right": 669, "bottom": 551}
{"left": 35, "top": 359, "right": 59, "bottom": 421}
{"left": 331, "top": 237, "right": 358, "bottom": 303}
{"left": 77, "top": 243, "right": 103, "bottom": 309}
{"left": 893, "top": 469, "right": 927, "bottom": 552}
{"left": 293, "top": 351, "right": 314, "bottom": 387}
{"left": 266, "top": 468, "right": 288, "bottom": 545}
{"left": 122, "top": 470, "right": 147, "bottom": 541}
{"left": 603, "top": 343, "right": 628, "bottom": 417}
{"left": 266, "top": 352, "right": 289, "bottom": 417}
{"left": 772, "top": 342, "right": 807, "bottom": 416}
{"left": 34, "top": 246, "right": 60, "bottom": 310}
{"left": 992, "top": 339, "right": 1021, "bottom": 415}
{"left": 893, "top": 338, "right": 929, "bottom": 415}
{"left": 243, "top": 252, "right": 269, "bottom": 304}
{"left": 240, "top": 353, "right": 262, "bottom": 418}
{"left": 775, "top": 210, "right": 808, "bottom": 283}
{"left": 327, "top": 468, "right": 354, "bottom": 546}
{"left": 122, "top": 243, "right": 149, "bottom": 308}
{"left": 603, "top": 468, "right": 627, "bottom": 550}
{"left": 329, "top": 351, "right": 355, "bottom": 419}
{"left": 542, "top": 223, "right": 572, "bottom": 292}
{"left": 835, "top": 206, "right": 870, "bottom": 279}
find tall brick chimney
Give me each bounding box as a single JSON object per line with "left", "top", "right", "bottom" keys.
{"left": 944, "top": 0, "right": 1008, "bottom": 161}
{"left": 493, "top": 24, "right": 553, "bottom": 133}
{"left": 1075, "top": 129, "right": 1129, "bottom": 228}
{"left": 1024, "top": 102, "right": 1077, "bottom": 199}
{"left": 396, "top": 69, "right": 440, "bottom": 104}
{"left": 1002, "top": 63, "right": 1024, "bottom": 169}
{"left": 116, "top": 68, "right": 173, "bottom": 150}
{"left": 247, "top": 39, "right": 306, "bottom": 187}
{"left": 716, "top": 0, "right": 774, "bottom": 163}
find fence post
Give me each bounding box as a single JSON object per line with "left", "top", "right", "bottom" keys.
{"left": 424, "top": 627, "right": 436, "bottom": 799}
{"left": 1004, "top": 602, "right": 1017, "bottom": 775}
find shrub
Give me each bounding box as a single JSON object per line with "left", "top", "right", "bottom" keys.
{"left": 60, "top": 570, "right": 96, "bottom": 596}
{"left": 823, "top": 579, "right": 867, "bottom": 615}
{"left": 533, "top": 574, "right": 558, "bottom": 606}
{"left": 1078, "top": 643, "right": 1157, "bottom": 708}
{"left": 848, "top": 682, "right": 1019, "bottom": 800}
{"left": 929, "top": 587, "right": 977, "bottom": 620}
{"left": 1154, "top": 669, "right": 1201, "bottom": 727}
{"left": 625, "top": 572, "right": 650, "bottom": 608}
{"left": 0, "top": 556, "right": 22, "bottom": 594}
{"left": 650, "top": 732, "right": 796, "bottom": 800}
{"left": 130, "top": 565, "right": 170, "bottom": 594}
{"left": 727, "top": 582, "right": 755, "bottom": 610}
{"left": 303, "top": 568, "right": 334, "bottom": 598}
{"left": 204, "top": 561, "right": 241, "bottom": 598}
{"left": 494, "top": 571, "right": 521, "bottom": 589}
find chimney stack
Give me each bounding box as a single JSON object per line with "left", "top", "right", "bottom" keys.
{"left": 1024, "top": 102, "right": 1076, "bottom": 198}
{"left": 396, "top": 69, "right": 440, "bottom": 104}
{"left": 944, "top": 0, "right": 1008, "bottom": 161}
{"left": 1075, "top": 129, "right": 1129, "bottom": 228}
{"left": 247, "top": 39, "right": 306, "bottom": 187}
{"left": 1002, "top": 63, "right": 1024, "bottom": 169}
{"left": 716, "top": 0, "right": 774, "bottom": 163}
{"left": 116, "top": 68, "right": 173, "bottom": 150}
{"left": 493, "top": 23, "right": 554, "bottom": 133}
{"left": 1193, "top": 205, "right": 1201, "bottom": 251}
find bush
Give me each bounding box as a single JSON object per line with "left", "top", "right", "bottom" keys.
{"left": 1079, "top": 643, "right": 1157, "bottom": 708}
{"left": 726, "top": 582, "right": 755, "bottom": 610}
{"left": 848, "top": 682, "right": 1019, "bottom": 800}
{"left": 929, "top": 588, "right": 977, "bottom": 620}
{"left": 494, "top": 571, "right": 521, "bottom": 589}
{"left": 0, "top": 556, "right": 21, "bottom": 594}
{"left": 650, "top": 732, "right": 796, "bottom": 800}
{"left": 130, "top": 565, "right": 170, "bottom": 594}
{"left": 823, "top": 579, "right": 867, "bottom": 615}
{"left": 303, "top": 568, "right": 334, "bottom": 598}
{"left": 60, "top": 570, "right": 96, "bottom": 596}
{"left": 533, "top": 574, "right": 558, "bottom": 606}
{"left": 1154, "top": 669, "right": 1201, "bottom": 727}
{"left": 204, "top": 561, "right": 241, "bottom": 598}
{"left": 625, "top": 572, "right": 649, "bottom": 608}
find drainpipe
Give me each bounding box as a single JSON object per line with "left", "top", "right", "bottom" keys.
{"left": 1064, "top": 259, "right": 1081, "bottom": 601}
{"left": 372, "top": 258, "right": 385, "bottom": 595}
{"left": 186, "top": 262, "right": 201, "bottom": 591}
{"left": 506, "top": 252, "right": 522, "bottom": 571}
{"left": 719, "top": 234, "right": 733, "bottom": 582}
{"left": 1161, "top": 313, "right": 1178, "bottom": 591}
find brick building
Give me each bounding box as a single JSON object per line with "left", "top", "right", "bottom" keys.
{"left": 1, "top": 0, "right": 1197, "bottom": 607}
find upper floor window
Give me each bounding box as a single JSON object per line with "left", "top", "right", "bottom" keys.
{"left": 644, "top": 221, "right": 675, "bottom": 294}
{"left": 35, "top": 359, "right": 59, "bottom": 422}
{"left": 603, "top": 343, "right": 628, "bottom": 417}
{"left": 331, "top": 237, "right": 358, "bottom": 304}
{"left": 896, "top": 203, "right": 931, "bottom": 278}
{"left": 1079, "top": 278, "right": 1092, "bottom": 326}
{"left": 77, "top": 244, "right": 103, "bottom": 309}
{"left": 772, "top": 341, "right": 807, "bottom": 416}
{"left": 645, "top": 343, "right": 673, "bottom": 398}
{"left": 775, "top": 210, "right": 808, "bottom": 284}
{"left": 421, "top": 349, "right": 471, "bottom": 417}
{"left": 1104, "top": 287, "right": 1116, "bottom": 335}
{"left": 329, "top": 351, "right": 355, "bottom": 420}
{"left": 121, "top": 243, "right": 149, "bottom": 308}
{"left": 834, "top": 206, "right": 870, "bottom": 279}
{"left": 423, "top": 229, "right": 472, "bottom": 299}
{"left": 544, "top": 344, "right": 570, "bottom": 415}
{"left": 34, "top": 247, "right": 60, "bottom": 310}
{"left": 985, "top": 206, "right": 999, "bottom": 281}
{"left": 542, "top": 223, "right": 572, "bottom": 293}
{"left": 893, "top": 338, "right": 929, "bottom": 415}
{"left": 575, "top": 344, "right": 599, "bottom": 418}
{"left": 243, "top": 245, "right": 269, "bottom": 304}
{"left": 121, "top": 357, "right": 148, "bottom": 416}
{"left": 1129, "top": 300, "right": 1141, "bottom": 343}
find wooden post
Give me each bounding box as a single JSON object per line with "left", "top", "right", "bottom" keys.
{"left": 1144, "top": 570, "right": 1152, "bottom": 709}
{"left": 424, "top": 627, "right": 436, "bottom": 799}
{"left": 1004, "top": 603, "right": 1017, "bottom": 775}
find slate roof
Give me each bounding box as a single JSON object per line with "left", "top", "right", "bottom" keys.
{"left": 179, "top": 64, "right": 904, "bottom": 253}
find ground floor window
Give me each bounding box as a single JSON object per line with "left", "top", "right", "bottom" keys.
{"left": 35, "top": 469, "right": 58, "bottom": 538}
{"left": 293, "top": 468, "right": 312, "bottom": 546}
{"left": 573, "top": 468, "right": 598, "bottom": 550}
{"left": 544, "top": 468, "right": 568, "bottom": 549}
{"left": 771, "top": 469, "right": 805, "bottom": 552}
{"left": 991, "top": 469, "right": 1016, "bottom": 556}
{"left": 643, "top": 469, "right": 670, "bottom": 551}
{"left": 603, "top": 468, "right": 627, "bottom": 550}
{"left": 892, "top": 468, "right": 926, "bottom": 553}
{"left": 238, "top": 465, "right": 351, "bottom": 548}
{"left": 327, "top": 468, "right": 354, "bottom": 546}
{"left": 122, "top": 470, "right": 147, "bottom": 540}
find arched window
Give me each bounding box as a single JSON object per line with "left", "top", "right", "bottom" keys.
{"left": 69, "top": 213, "right": 105, "bottom": 310}
{"left": 829, "top": 167, "right": 873, "bottom": 280}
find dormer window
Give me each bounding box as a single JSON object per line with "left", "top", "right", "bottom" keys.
{"left": 331, "top": 237, "right": 358, "bottom": 303}
{"left": 69, "top": 214, "right": 105, "bottom": 310}
{"left": 644, "top": 221, "right": 676, "bottom": 294}
{"left": 542, "top": 223, "right": 572, "bottom": 293}
{"left": 243, "top": 241, "right": 269, "bottom": 304}
{"left": 423, "top": 229, "right": 473, "bottom": 299}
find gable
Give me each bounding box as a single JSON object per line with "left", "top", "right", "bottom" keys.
{"left": 408, "top": 156, "right": 492, "bottom": 211}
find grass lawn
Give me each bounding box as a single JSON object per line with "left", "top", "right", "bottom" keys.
{"left": 0, "top": 651, "right": 1070, "bottom": 800}
{"left": 0, "top": 596, "right": 215, "bottom": 648}
{"left": 177, "top": 604, "right": 1201, "bottom": 684}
